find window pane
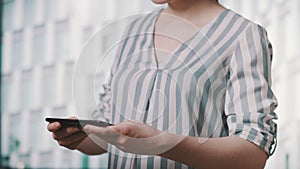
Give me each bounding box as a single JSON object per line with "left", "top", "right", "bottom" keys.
{"left": 32, "top": 25, "right": 46, "bottom": 65}
{"left": 24, "top": 0, "right": 35, "bottom": 26}
{"left": 116, "top": 0, "right": 132, "bottom": 17}
{"left": 9, "top": 113, "right": 21, "bottom": 153}
{"left": 1, "top": 74, "right": 14, "bottom": 113}
{"left": 29, "top": 111, "right": 44, "bottom": 151}
{"left": 2, "top": 0, "right": 15, "bottom": 31}
{"left": 45, "top": 0, "right": 58, "bottom": 21}
{"left": 12, "top": 30, "right": 24, "bottom": 70}
{"left": 55, "top": 21, "right": 69, "bottom": 61}
{"left": 20, "top": 70, "right": 33, "bottom": 110}
{"left": 42, "top": 65, "right": 56, "bottom": 106}
{"left": 82, "top": 27, "right": 99, "bottom": 60}
{"left": 39, "top": 151, "right": 53, "bottom": 168}
{"left": 82, "top": 27, "right": 93, "bottom": 46}
{"left": 64, "top": 62, "right": 74, "bottom": 103}
{"left": 90, "top": 0, "right": 106, "bottom": 24}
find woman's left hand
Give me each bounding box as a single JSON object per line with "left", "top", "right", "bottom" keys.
{"left": 83, "top": 120, "right": 183, "bottom": 155}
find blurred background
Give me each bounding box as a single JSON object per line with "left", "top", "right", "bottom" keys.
{"left": 1, "top": 0, "right": 299, "bottom": 168}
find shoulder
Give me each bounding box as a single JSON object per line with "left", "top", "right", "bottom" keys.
{"left": 122, "top": 9, "right": 161, "bottom": 36}
{"left": 227, "top": 9, "right": 269, "bottom": 40}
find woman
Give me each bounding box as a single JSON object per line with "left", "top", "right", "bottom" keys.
{"left": 47, "top": 0, "right": 278, "bottom": 168}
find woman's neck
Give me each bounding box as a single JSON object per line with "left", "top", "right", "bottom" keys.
{"left": 168, "top": 0, "right": 216, "bottom": 10}
{"left": 163, "top": 0, "right": 224, "bottom": 27}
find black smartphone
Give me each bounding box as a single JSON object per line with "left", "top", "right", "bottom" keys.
{"left": 45, "top": 117, "right": 112, "bottom": 128}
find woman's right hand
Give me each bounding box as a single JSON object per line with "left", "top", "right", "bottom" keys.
{"left": 47, "top": 116, "right": 87, "bottom": 150}
{"left": 47, "top": 116, "right": 107, "bottom": 155}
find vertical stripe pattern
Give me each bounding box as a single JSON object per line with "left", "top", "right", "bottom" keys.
{"left": 97, "top": 9, "right": 278, "bottom": 169}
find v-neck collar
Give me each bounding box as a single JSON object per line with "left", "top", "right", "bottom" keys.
{"left": 151, "top": 8, "right": 230, "bottom": 68}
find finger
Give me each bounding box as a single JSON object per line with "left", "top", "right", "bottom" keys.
{"left": 60, "top": 131, "right": 87, "bottom": 144}
{"left": 68, "top": 116, "right": 78, "bottom": 120}
{"left": 83, "top": 125, "right": 105, "bottom": 135}
{"left": 113, "top": 124, "right": 133, "bottom": 136}
{"left": 83, "top": 125, "right": 117, "bottom": 137}
{"left": 52, "top": 127, "right": 81, "bottom": 140}
{"left": 58, "top": 131, "right": 87, "bottom": 148}
{"left": 112, "top": 122, "right": 139, "bottom": 137}
{"left": 47, "top": 116, "right": 77, "bottom": 132}
{"left": 67, "top": 139, "right": 86, "bottom": 150}
{"left": 47, "top": 122, "right": 61, "bottom": 132}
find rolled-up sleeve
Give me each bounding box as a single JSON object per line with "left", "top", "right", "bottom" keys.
{"left": 225, "top": 24, "right": 278, "bottom": 155}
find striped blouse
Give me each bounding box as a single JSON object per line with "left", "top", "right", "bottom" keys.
{"left": 97, "top": 8, "right": 278, "bottom": 169}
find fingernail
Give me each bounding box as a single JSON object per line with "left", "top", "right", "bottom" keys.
{"left": 54, "top": 122, "right": 59, "bottom": 127}
{"left": 84, "top": 125, "right": 89, "bottom": 131}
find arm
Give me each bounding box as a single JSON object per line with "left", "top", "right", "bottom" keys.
{"left": 83, "top": 121, "right": 267, "bottom": 169}
{"left": 160, "top": 136, "right": 267, "bottom": 169}
{"left": 76, "top": 135, "right": 107, "bottom": 155}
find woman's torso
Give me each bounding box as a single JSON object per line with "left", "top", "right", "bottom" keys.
{"left": 107, "top": 8, "right": 252, "bottom": 169}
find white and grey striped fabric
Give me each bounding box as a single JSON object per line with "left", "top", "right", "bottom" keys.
{"left": 97, "top": 8, "right": 278, "bottom": 169}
